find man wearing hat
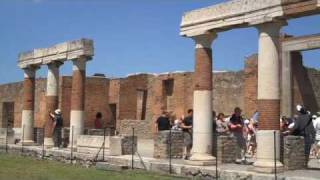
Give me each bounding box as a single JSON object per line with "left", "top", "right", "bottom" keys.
{"left": 50, "top": 109, "right": 63, "bottom": 148}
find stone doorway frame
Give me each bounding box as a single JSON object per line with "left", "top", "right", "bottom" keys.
{"left": 281, "top": 34, "right": 320, "bottom": 117}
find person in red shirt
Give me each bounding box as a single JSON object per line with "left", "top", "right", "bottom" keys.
{"left": 94, "top": 112, "right": 103, "bottom": 129}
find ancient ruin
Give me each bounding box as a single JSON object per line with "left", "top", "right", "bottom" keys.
{"left": 179, "top": 0, "right": 320, "bottom": 171}
{"left": 0, "top": 0, "right": 320, "bottom": 179}
{"left": 17, "top": 39, "right": 94, "bottom": 146}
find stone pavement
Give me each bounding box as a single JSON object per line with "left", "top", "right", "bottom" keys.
{"left": 1, "top": 143, "right": 320, "bottom": 180}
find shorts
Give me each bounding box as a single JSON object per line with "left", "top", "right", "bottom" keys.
{"left": 183, "top": 131, "right": 192, "bottom": 148}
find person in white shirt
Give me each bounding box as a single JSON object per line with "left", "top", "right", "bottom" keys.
{"left": 313, "top": 114, "right": 320, "bottom": 159}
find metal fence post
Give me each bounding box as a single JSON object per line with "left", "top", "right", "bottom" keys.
{"left": 169, "top": 129, "right": 172, "bottom": 174}
{"left": 274, "top": 130, "right": 277, "bottom": 180}
{"left": 5, "top": 118, "right": 9, "bottom": 153}
{"left": 131, "top": 127, "right": 135, "bottom": 170}
{"left": 70, "top": 126, "right": 74, "bottom": 164}
{"left": 215, "top": 133, "right": 218, "bottom": 180}
{"left": 42, "top": 127, "right": 45, "bottom": 159}
{"left": 21, "top": 125, "right": 25, "bottom": 154}
{"left": 102, "top": 127, "right": 106, "bottom": 161}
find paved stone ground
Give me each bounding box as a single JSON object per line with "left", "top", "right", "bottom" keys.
{"left": 1, "top": 143, "right": 320, "bottom": 179}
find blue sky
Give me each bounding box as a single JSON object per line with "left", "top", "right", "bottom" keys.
{"left": 0, "top": 0, "right": 319, "bottom": 84}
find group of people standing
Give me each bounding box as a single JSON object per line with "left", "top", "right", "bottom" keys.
{"left": 155, "top": 104, "right": 320, "bottom": 165}
{"left": 154, "top": 107, "right": 258, "bottom": 162}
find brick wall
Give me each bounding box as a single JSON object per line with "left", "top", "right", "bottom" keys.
{"left": 0, "top": 76, "right": 111, "bottom": 129}
{"left": 244, "top": 54, "right": 258, "bottom": 117}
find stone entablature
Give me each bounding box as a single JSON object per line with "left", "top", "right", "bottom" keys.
{"left": 282, "top": 33, "right": 320, "bottom": 52}
{"left": 18, "top": 39, "right": 94, "bottom": 68}
{"left": 180, "top": 0, "right": 320, "bottom": 36}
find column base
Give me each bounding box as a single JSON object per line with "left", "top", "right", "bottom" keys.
{"left": 20, "top": 140, "right": 35, "bottom": 146}
{"left": 253, "top": 130, "right": 284, "bottom": 173}
{"left": 44, "top": 137, "right": 54, "bottom": 147}
{"left": 186, "top": 153, "right": 216, "bottom": 166}
{"left": 253, "top": 160, "right": 284, "bottom": 173}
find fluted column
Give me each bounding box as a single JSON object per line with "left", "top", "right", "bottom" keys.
{"left": 21, "top": 66, "right": 38, "bottom": 145}
{"left": 188, "top": 32, "right": 217, "bottom": 165}
{"left": 254, "top": 21, "right": 286, "bottom": 172}
{"left": 69, "top": 56, "right": 87, "bottom": 146}
{"left": 44, "top": 61, "right": 62, "bottom": 147}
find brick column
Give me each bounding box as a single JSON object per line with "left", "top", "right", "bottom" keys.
{"left": 69, "top": 56, "right": 87, "bottom": 146}
{"left": 21, "top": 66, "right": 38, "bottom": 145}
{"left": 44, "top": 61, "right": 62, "bottom": 147}
{"left": 254, "top": 21, "right": 286, "bottom": 172}
{"left": 188, "top": 32, "right": 216, "bottom": 165}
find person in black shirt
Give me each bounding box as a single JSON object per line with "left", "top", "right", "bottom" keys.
{"left": 155, "top": 111, "right": 171, "bottom": 132}
{"left": 50, "top": 109, "right": 63, "bottom": 148}
{"left": 291, "top": 105, "right": 315, "bottom": 163}
{"left": 181, "top": 109, "right": 193, "bottom": 160}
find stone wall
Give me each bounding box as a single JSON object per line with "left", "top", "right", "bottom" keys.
{"left": 217, "top": 136, "right": 238, "bottom": 164}
{"left": 153, "top": 130, "right": 183, "bottom": 159}
{"left": 282, "top": 136, "right": 306, "bottom": 170}
{"left": 117, "top": 119, "right": 152, "bottom": 139}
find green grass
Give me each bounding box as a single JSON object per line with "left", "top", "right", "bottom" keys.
{"left": 0, "top": 153, "right": 184, "bottom": 180}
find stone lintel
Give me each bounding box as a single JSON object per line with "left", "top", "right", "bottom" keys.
{"left": 18, "top": 38, "right": 94, "bottom": 68}
{"left": 282, "top": 33, "right": 320, "bottom": 52}
{"left": 180, "top": 0, "right": 320, "bottom": 36}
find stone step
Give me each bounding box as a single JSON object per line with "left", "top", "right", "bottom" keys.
{"left": 96, "top": 162, "right": 129, "bottom": 171}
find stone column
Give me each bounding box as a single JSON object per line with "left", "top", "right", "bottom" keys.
{"left": 281, "top": 51, "right": 292, "bottom": 117}
{"left": 254, "top": 21, "right": 286, "bottom": 172}
{"left": 21, "top": 66, "right": 38, "bottom": 145}
{"left": 44, "top": 62, "right": 62, "bottom": 147}
{"left": 188, "top": 32, "right": 216, "bottom": 165}
{"left": 69, "top": 56, "right": 87, "bottom": 146}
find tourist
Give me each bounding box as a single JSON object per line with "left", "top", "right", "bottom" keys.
{"left": 245, "top": 119, "right": 256, "bottom": 157}
{"left": 291, "top": 105, "right": 315, "bottom": 163}
{"left": 49, "top": 109, "right": 63, "bottom": 148}
{"left": 228, "top": 107, "right": 246, "bottom": 163}
{"left": 281, "top": 116, "right": 291, "bottom": 136}
{"left": 251, "top": 110, "right": 259, "bottom": 124}
{"left": 155, "top": 111, "right": 171, "bottom": 132}
{"left": 216, "top": 113, "right": 229, "bottom": 136}
{"left": 172, "top": 115, "right": 184, "bottom": 131}
{"left": 94, "top": 112, "right": 103, "bottom": 129}
{"left": 180, "top": 109, "right": 193, "bottom": 160}
{"left": 313, "top": 113, "right": 320, "bottom": 159}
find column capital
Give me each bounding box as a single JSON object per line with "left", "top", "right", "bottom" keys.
{"left": 46, "top": 61, "right": 63, "bottom": 68}
{"left": 23, "top": 65, "right": 40, "bottom": 78}
{"left": 191, "top": 32, "right": 217, "bottom": 49}
{"left": 72, "top": 56, "right": 88, "bottom": 71}
{"left": 256, "top": 20, "right": 287, "bottom": 37}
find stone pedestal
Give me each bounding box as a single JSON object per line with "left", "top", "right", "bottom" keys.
{"left": 217, "top": 136, "right": 237, "bottom": 164}
{"left": 110, "top": 136, "right": 137, "bottom": 156}
{"left": 283, "top": 136, "right": 306, "bottom": 170}
{"left": 153, "top": 130, "right": 183, "bottom": 159}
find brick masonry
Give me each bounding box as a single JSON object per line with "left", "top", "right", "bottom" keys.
{"left": 257, "top": 99, "right": 281, "bottom": 130}
{"left": 0, "top": 54, "right": 319, "bottom": 138}
{"left": 194, "top": 48, "right": 212, "bottom": 91}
